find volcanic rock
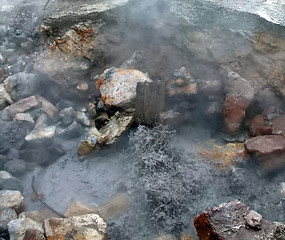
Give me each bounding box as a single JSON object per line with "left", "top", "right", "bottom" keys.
{"left": 1, "top": 96, "right": 38, "bottom": 121}
{"left": 194, "top": 200, "right": 285, "bottom": 240}
{"left": 245, "top": 135, "right": 285, "bottom": 170}
{"left": 0, "top": 171, "right": 23, "bottom": 192}
{"left": 96, "top": 67, "right": 152, "bottom": 109}
{"left": 8, "top": 218, "right": 45, "bottom": 240}
{"left": 44, "top": 214, "right": 107, "bottom": 240}
{"left": 249, "top": 115, "right": 272, "bottom": 136}
{"left": 0, "top": 190, "right": 25, "bottom": 214}
{"left": 0, "top": 208, "right": 17, "bottom": 232}
{"left": 224, "top": 71, "right": 254, "bottom": 135}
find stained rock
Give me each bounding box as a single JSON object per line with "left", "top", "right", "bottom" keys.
{"left": 0, "top": 190, "right": 25, "bottom": 214}
{"left": 194, "top": 200, "right": 285, "bottom": 240}
{"left": 44, "top": 214, "right": 107, "bottom": 240}
{"left": 245, "top": 135, "right": 285, "bottom": 170}
{"left": 96, "top": 67, "right": 152, "bottom": 109}
{"left": 249, "top": 115, "right": 272, "bottom": 137}
{"left": 224, "top": 71, "right": 254, "bottom": 135}
{"left": 0, "top": 208, "right": 17, "bottom": 232}
{"left": 0, "top": 171, "right": 23, "bottom": 192}
{"left": 1, "top": 96, "right": 38, "bottom": 121}
{"left": 8, "top": 218, "right": 45, "bottom": 240}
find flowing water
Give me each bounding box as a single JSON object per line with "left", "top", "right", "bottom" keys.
{"left": 1, "top": 0, "right": 285, "bottom": 239}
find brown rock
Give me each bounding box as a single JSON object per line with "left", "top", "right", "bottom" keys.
{"left": 224, "top": 72, "right": 254, "bottom": 135}
{"left": 35, "top": 95, "right": 58, "bottom": 118}
{"left": 44, "top": 214, "right": 107, "bottom": 240}
{"left": 0, "top": 190, "right": 25, "bottom": 214}
{"left": 249, "top": 115, "right": 272, "bottom": 136}
{"left": 1, "top": 96, "right": 38, "bottom": 121}
{"left": 272, "top": 115, "right": 285, "bottom": 135}
{"left": 194, "top": 200, "right": 285, "bottom": 240}
{"left": 96, "top": 67, "right": 152, "bottom": 109}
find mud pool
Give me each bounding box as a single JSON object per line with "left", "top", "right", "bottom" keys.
{"left": 1, "top": 0, "right": 285, "bottom": 239}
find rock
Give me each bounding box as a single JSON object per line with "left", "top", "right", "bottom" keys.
{"left": 35, "top": 95, "right": 58, "bottom": 119}
{"left": 56, "top": 121, "right": 83, "bottom": 139}
{"left": 272, "top": 115, "right": 285, "bottom": 135}
{"left": 224, "top": 71, "right": 254, "bottom": 135}
{"left": 25, "top": 126, "right": 56, "bottom": 142}
{"left": 8, "top": 218, "right": 45, "bottom": 240}
{"left": 96, "top": 67, "right": 152, "bottom": 109}
{"left": 0, "top": 171, "right": 23, "bottom": 192}
{"left": 58, "top": 107, "right": 76, "bottom": 126}
{"left": 44, "top": 214, "right": 107, "bottom": 240}
{"left": 1, "top": 96, "right": 38, "bottom": 121}
{"left": 0, "top": 190, "right": 25, "bottom": 214}
{"left": 0, "top": 83, "right": 13, "bottom": 109}
{"left": 153, "top": 234, "right": 177, "bottom": 240}
{"left": 19, "top": 209, "right": 59, "bottom": 224}
{"left": 87, "top": 102, "right": 97, "bottom": 118}
{"left": 194, "top": 200, "right": 285, "bottom": 240}
{"left": 245, "top": 135, "right": 285, "bottom": 170}
{"left": 3, "top": 73, "right": 40, "bottom": 101}
{"left": 13, "top": 113, "right": 35, "bottom": 124}
{"left": 64, "top": 201, "right": 95, "bottom": 218}
{"left": 3, "top": 159, "right": 28, "bottom": 175}
{"left": 75, "top": 111, "right": 91, "bottom": 127}
{"left": 0, "top": 208, "right": 17, "bottom": 232}
{"left": 255, "top": 88, "right": 284, "bottom": 112}
{"left": 249, "top": 115, "right": 272, "bottom": 136}
{"left": 34, "top": 114, "right": 48, "bottom": 130}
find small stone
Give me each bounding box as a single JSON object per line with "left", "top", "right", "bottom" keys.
{"left": 3, "top": 159, "right": 27, "bottom": 175}
{"left": 13, "top": 113, "right": 35, "bottom": 124}
{"left": 87, "top": 102, "right": 97, "bottom": 118}
{"left": 8, "top": 218, "right": 45, "bottom": 240}
{"left": 76, "top": 83, "right": 89, "bottom": 91}
{"left": 35, "top": 95, "right": 58, "bottom": 118}
{"left": 44, "top": 214, "right": 107, "bottom": 240}
{"left": 0, "top": 190, "right": 25, "bottom": 214}
{"left": 34, "top": 114, "right": 48, "bottom": 130}
{"left": 25, "top": 126, "right": 56, "bottom": 141}
{"left": 0, "top": 208, "right": 17, "bottom": 232}
{"left": 75, "top": 111, "right": 91, "bottom": 127}
{"left": 59, "top": 107, "right": 75, "bottom": 126}
{"left": 0, "top": 171, "right": 23, "bottom": 192}
{"left": 1, "top": 96, "right": 38, "bottom": 121}
{"left": 0, "top": 83, "right": 13, "bottom": 109}
{"left": 56, "top": 121, "right": 83, "bottom": 139}
{"left": 245, "top": 210, "right": 262, "bottom": 229}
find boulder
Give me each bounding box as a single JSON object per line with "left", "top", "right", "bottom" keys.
{"left": 1, "top": 96, "right": 38, "bottom": 121}
{"left": 224, "top": 71, "right": 254, "bottom": 135}
{"left": 96, "top": 67, "right": 152, "bottom": 109}
{"left": 245, "top": 135, "right": 285, "bottom": 170}
{"left": 0, "top": 171, "right": 23, "bottom": 192}
{"left": 3, "top": 73, "right": 40, "bottom": 101}
{"left": 0, "top": 208, "right": 17, "bottom": 232}
{"left": 194, "top": 200, "right": 285, "bottom": 240}
{"left": 44, "top": 214, "right": 107, "bottom": 240}
{"left": 8, "top": 218, "right": 45, "bottom": 240}
{"left": 0, "top": 190, "right": 25, "bottom": 214}
{"left": 249, "top": 115, "right": 272, "bottom": 136}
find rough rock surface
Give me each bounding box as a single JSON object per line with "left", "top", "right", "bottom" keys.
{"left": 0, "top": 208, "right": 17, "bottom": 232}
{"left": 0, "top": 190, "right": 25, "bottom": 214}
{"left": 8, "top": 218, "right": 45, "bottom": 240}
{"left": 0, "top": 171, "right": 23, "bottom": 192}
{"left": 224, "top": 71, "right": 254, "bottom": 135}
{"left": 44, "top": 214, "right": 107, "bottom": 240}
{"left": 245, "top": 135, "right": 285, "bottom": 170}
{"left": 194, "top": 200, "right": 285, "bottom": 240}
{"left": 96, "top": 68, "right": 152, "bottom": 109}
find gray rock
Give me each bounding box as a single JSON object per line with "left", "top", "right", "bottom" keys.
{"left": 0, "top": 208, "right": 17, "bottom": 232}
{"left": 56, "top": 121, "right": 83, "bottom": 139}
{"left": 13, "top": 113, "right": 35, "bottom": 124}
{"left": 75, "top": 111, "right": 91, "bottom": 127}
{"left": 0, "top": 190, "right": 25, "bottom": 214}
{"left": 35, "top": 95, "right": 58, "bottom": 119}
{"left": 59, "top": 107, "right": 76, "bottom": 126}
{"left": 8, "top": 218, "right": 45, "bottom": 240}
{"left": 245, "top": 210, "right": 262, "bottom": 229}
{"left": 3, "top": 159, "right": 27, "bottom": 175}
{"left": 3, "top": 73, "right": 40, "bottom": 101}
{"left": 0, "top": 83, "right": 13, "bottom": 110}
{"left": 0, "top": 171, "right": 23, "bottom": 192}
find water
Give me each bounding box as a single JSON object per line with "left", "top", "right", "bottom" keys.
{"left": 1, "top": 0, "right": 285, "bottom": 239}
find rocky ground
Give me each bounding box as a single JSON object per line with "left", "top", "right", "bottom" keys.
{"left": 1, "top": 0, "right": 285, "bottom": 239}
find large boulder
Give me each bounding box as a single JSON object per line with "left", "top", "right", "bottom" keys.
{"left": 245, "top": 135, "right": 285, "bottom": 170}
{"left": 223, "top": 71, "right": 254, "bottom": 135}
{"left": 194, "top": 200, "right": 285, "bottom": 240}
{"left": 96, "top": 68, "right": 152, "bottom": 109}
{"left": 44, "top": 214, "right": 107, "bottom": 240}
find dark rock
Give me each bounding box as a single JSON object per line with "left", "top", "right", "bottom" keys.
{"left": 3, "top": 159, "right": 27, "bottom": 175}
{"left": 249, "top": 115, "right": 272, "bottom": 137}
{"left": 3, "top": 73, "right": 40, "bottom": 101}
{"left": 58, "top": 107, "right": 75, "bottom": 126}
{"left": 0, "top": 171, "right": 23, "bottom": 192}
{"left": 224, "top": 71, "right": 254, "bottom": 135}
{"left": 194, "top": 200, "right": 285, "bottom": 240}
{"left": 55, "top": 121, "right": 83, "bottom": 139}
{"left": 245, "top": 135, "right": 285, "bottom": 170}
{"left": 0, "top": 208, "right": 17, "bottom": 232}
{"left": 0, "top": 190, "right": 25, "bottom": 214}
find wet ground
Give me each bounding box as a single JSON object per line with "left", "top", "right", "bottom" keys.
{"left": 1, "top": 0, "right": 285, "bottom": 239}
